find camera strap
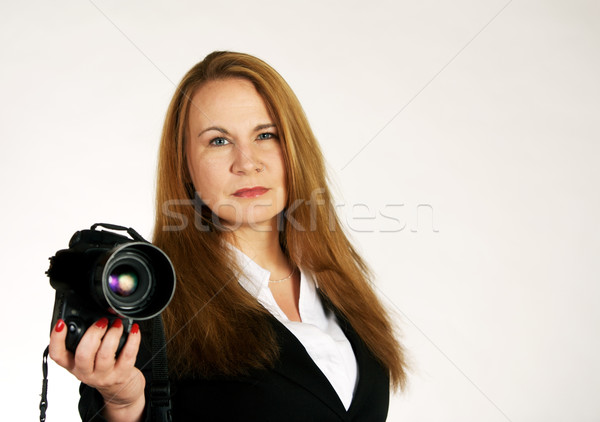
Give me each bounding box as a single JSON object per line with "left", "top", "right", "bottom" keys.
{"left": 150, "top": 316, "right": 172, "bottom": 422}
{"left": 39, "top": 346, "right": 49, "bottom": 422}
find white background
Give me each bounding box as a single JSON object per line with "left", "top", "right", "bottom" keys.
{"left": 1, "top": 1, "right": 599, "bottom": 421}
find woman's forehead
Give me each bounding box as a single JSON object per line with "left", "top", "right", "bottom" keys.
{"left": 188, "top": 79, "right": 273, "bottom": 128}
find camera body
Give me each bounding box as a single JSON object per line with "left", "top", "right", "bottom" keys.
{"left": 47, "top": 224, "right": 176, "bottom": 354}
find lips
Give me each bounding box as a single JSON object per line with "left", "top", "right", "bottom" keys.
{"left": 232, "top": 186, "right": 269, "bottom": 198}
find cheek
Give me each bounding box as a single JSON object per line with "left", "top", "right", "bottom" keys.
{"left": 277, "top": 160, "right": 288, "bottom": 195}
{"left": 189, "top": 157, "right": 228, "bottom": 200}
{"left": 267, "top": 148, "right": 286, "bottom": 179}
{"left": 272, "top": 159, "right": 288, "bottom": 207}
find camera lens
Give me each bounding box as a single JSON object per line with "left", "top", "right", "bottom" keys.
{"left": 99, "top": 242, "right": 175, "bottom": 319}
{"left": 108, "top": 265, "right": 139, "bottom": 297}
{"left": 104, "top": 253, "right": 153, "bottom": 312}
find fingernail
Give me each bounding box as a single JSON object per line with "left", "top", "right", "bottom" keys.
{"left": 95, "top": 317, "right": 109, "bottom": 329}
{"left": 131, "top": 323, "right": 139, "bottom": 334}
{"left": 112, "top": 319, "right": 123, "bottom": 329}
{"left": 55, "top": 319, "right": 65, "bottom": 333}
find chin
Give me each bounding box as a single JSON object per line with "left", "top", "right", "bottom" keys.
{"left": 223, "top": 215, "right": 281, "bottom": 232}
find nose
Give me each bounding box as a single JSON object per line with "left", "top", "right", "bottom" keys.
{"left": 231, "top": 143, "right": 261, "bottom": 174}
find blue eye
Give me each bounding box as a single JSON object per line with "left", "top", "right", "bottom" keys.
{"left": 210, "top": 137, "right": 230, "bottom": 146}
{"left": 257, "top": 132, "right": 277, "bottom": 141}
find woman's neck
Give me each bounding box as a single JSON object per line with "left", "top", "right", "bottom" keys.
{"left": 225, "top": 224, "right": 289, "bottom": 274}
{"left": 226, "top": 221, "right": 301, "bottom": 322}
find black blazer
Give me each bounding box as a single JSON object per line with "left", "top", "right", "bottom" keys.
{"left": 80, "top": 315, "right": 390, "bottom": 421}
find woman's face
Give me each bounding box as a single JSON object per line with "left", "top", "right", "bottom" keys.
{"left": 186, "top": 78, "right": 287, "bottom": 230}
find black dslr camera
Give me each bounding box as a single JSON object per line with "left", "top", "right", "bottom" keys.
{"left": 47, "top": 223, "right": 176, "bottom": 353}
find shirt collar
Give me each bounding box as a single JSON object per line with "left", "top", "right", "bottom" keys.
{"left": 228, "top": 242, "right": 324, "bottom": 325}
{"left": 228, "top": 244, "right": 271, "bottom": 299}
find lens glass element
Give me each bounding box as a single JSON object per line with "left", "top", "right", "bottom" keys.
{"left": 108, "top": 266, "right": 138, "bottom": 297}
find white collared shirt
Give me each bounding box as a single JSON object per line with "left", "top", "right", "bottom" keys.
{"left": 232, "top": 247, "right": 358, "bottom": 410}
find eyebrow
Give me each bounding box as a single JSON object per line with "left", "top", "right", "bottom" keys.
{"left": 255, "top": 123, "right": 277, "bottom": 131}
{"left": 198, "top": 126, "right": 229, "bottom": 137}
{"left": 197, "top": 123, "right": 277, "bottom": 137}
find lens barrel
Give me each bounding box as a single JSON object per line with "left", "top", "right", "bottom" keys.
{"left": 98, "top": 242, "right": 175, "bottom": 320}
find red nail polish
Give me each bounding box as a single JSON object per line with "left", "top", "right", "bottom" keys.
{"left": 112, "top": 319, "right": 123, "bottom": 329}
{"left": 131, "top": 323, "right": 139, "bottom": 334}
{"left": 95, "top": 317, "right": 109, "bottom": 329}
{"left": 55, "top": 319, "right": 65, "bottom": 333}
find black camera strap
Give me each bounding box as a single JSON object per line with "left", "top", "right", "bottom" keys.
{"left": 150, "top": 316, "right": 172, "bottom": 422}
{"left": 90, "top": 223, "right": 146, "bottom": 242}
{"left": 39, "top": 346, "right": 49, "bottom": 422}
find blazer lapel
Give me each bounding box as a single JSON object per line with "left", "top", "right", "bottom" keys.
{"left": 336, "top": 315, "right": 371, "bottom": 416}
{"left": 269, "top": 317, "right": 348, "bottom": 419}
{"left": 337, "top": 314, "right": 390, "bottom": 420}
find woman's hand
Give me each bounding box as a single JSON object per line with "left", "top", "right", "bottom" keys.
{"left": 49, "top": 317, "right": 146, "bottom": 422}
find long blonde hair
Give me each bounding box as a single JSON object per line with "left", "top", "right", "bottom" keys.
{"left": 153, "top": 51, "right": 407, "bottom": 389}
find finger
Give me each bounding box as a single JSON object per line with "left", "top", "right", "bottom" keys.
{"left": 74, "top": 317, "right": 109, "bottom": 376}
{"left": 115, "top": 323, "right": 141, "bottom": 371}
{"left": 94, "top": 318, "right": 125, "bottom": 373}
{"left": 48, "top": 319, "right": 75, "bottom": 370}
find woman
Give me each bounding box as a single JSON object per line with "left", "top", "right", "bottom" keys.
{"left": 50, "top": 51, "right": 407, "bottom": 421}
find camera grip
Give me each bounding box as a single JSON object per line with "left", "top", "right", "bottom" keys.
{"left": 52, "top": 291, "right": 131, "bottom": 355}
